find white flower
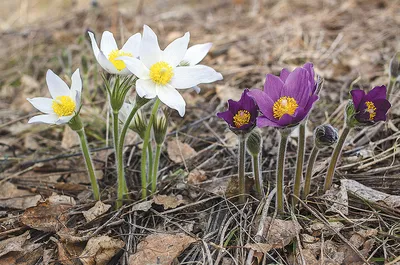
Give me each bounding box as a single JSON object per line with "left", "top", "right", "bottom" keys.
{"left": 88, "top": 30, "right": 141, "bottom": 75}
{"left": 27, "top": 69, "right": 82, "bottom": 125}
{"left": 180, "top": 42, "right": 213, "bottom": 93}
{"left": 119, "top": 25, "right": 223, "bottom": 117}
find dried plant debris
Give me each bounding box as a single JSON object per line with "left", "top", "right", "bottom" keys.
{"left": 128, "top": 233, "right": 196, "bottom": 265}
{"left": 80, "top": 236, "right": 125, "bottom": 265}
{"left": 167, "top": 139, "right": 198, "bottom": 163}
{"left": 82, "top": 201, "right": 111, "bottom": 222}
{"left": 153, "top": 194, "right": 186, "bottom": 210}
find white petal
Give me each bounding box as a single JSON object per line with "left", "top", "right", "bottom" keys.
{"left": 162, "top": 32, "right": 190, "bottom": 67}
{"left": 170, "top": 65, "right": 223, "bottom": 89}
{"left": 46, "top": 70, "right": 70, "bottom": 98}
{"left": 28, "top": 114, "right": 58, "bottom": 124}
{"left": 140, "top": 25, "right": 161, "bottom": 68}
{"left": 156, "top": 84, "right": 186, "bottom": 117}
{"left": 71, "top": 69, "right": 82, "bottom": 97}
{"left": 119, "top": 56, "right": 150, "bottom": 79}
{"left": 88, "top": 31, "right": 100, "bottom": 59}
{"left": 121, "top": 33, "right": 141, "bottom": 57}
{"left": 27, "top": 97, "right": 54, "bottom": 114}
{"left": 100, "top": 31, "right": 118, "bottom": 57}
{"left": 136, "top": 79, "right": 157, "bottom": 99}
{"left": 98, "top": 51, "right": 119, "bottom": 74}
{"left": 183, "top": 43, "right": 212, "bottom": 66}
{"left": 56, "top": 115, "right": 74, "bottom": 125}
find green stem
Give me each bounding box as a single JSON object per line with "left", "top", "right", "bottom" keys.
{"left": 293, "top": 122, "right": 306, "bottom": 206}
{"left": 147, "top": 144, "right": 153, "bottom": 185}
{"left": 152, "top": 144, "right": 162, "bottom": 194}
{"left": 323, "top": 126, "right": 351, "bottom": 192}
{"left": 387, "top": 77, "right": 396, "bottom": 101}
{"left": 252, "top": 154, "right": 264, "bottom": 198}
{"left": 277, "top": 131, "right": 289, "bottom": 214}
{"left": 238, "top": 135, "right": 246, "bottom": 204}
{"left": 113, "top": 111, "right": 126, "bottom": 208}
{"left": 303, "top": 147, "right": 319, "bottom": 199}
{"left": 141, "top": 99, "right": 161, "bottom": 199}
{"left": 76, "top": 128, "right": 100, "bottom": 200}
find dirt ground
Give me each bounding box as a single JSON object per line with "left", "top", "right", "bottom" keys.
{"left": 1, "top": 0, "right": 400, "bottom": 264}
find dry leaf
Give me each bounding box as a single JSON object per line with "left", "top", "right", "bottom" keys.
{"left": 167, "top": 140, "right": 197, "bottom": 163}
{"left": 21, "top": 195, "right": 75, "bottom": 232}
{"left": 61, "top": 126, "right": 79, "bottom": 149}
{"left": 0, "top": 231, "right": 29, "bottom": 257}
{"left": 153, "top": 195, "right": 185, "bottom": 210}
{"left": 80, "top": 235, "right": 125, "bottom": 265}
{"left": 215, "top": 84, "right": 242, "bottom": 103}
{"left": 341, "top": 179, "right": 400, "bottom": 208}
{"left": 0, "top": 195, "right": 41, "bottom": 210}
{"left": 187, "top": 169, "right": 207, "bottom": 184}
{"left": 128, "top": 233, "right": 196, "bottom": 265}
{"left": 131, "top": 200, "right": 153, "bottom": 212}
{"left": 0, "top": 182, "right": 32, "bottom": 199}
{"left": 262, "top": 217, "right": 301, "bottom": 247}
{"left": 82, "top": 201, "right": 111, "bottom": 222}
{"left": 308, "top": 221, "right": 345, "bottom": 237}
{"left": 325, "top": 184, "right": 349, "bottom": 215}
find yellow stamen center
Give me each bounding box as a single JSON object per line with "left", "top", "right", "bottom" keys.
{"left": 52, "top": 96, "right": 76, "bottom": 117}
{"left": 233, "top": 110, "right": 251, "bottom": 128}
{"left": 108, "top": 49, "right": 133, "bottom": 71}
{"left": 149, "top": 61, "right": 174, "bottom": 85}
{"left": 365, "top": 101, "right": 376, "bottom": 120}
{"left": 273, "top": 96, "right": 298, "bottom": 119}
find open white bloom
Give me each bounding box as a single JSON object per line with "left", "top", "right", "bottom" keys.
{"left": 180, "top": 42, "right": 213, "bottom": 93}
{"left": 27, "top": 69, "right": 82, "bottom": 125}
{"left": 88, "top": 31, "right": 141, "bottom": 75}
{"left": 119, "top": 25, "right": 223, "bottom": 116}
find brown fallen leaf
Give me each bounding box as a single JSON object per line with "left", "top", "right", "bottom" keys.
{"left": 262, "top": 217, "right": 302, "bottom": 247}
{"left": 0, "top": 231, "right": 29, "bottom": 257}
{"left": 80, "top": 235, "right": 125, "bottom": 265}
{"left": 131, "top": 200, "right": 153, "bottom": 212}
{"left": 215, "top": 84, "right": 242, "bottom": 103}
{"left": 167, "top": 140, "right": 197, "bottom": 163}
{"left": 307, "top": 221, "right": 345, "bottom": 237}
{"left": 0, "top": 182, "right": 33, "bottom": 199}
{"left": 82, "top": 201, "right": 111, "bottom": 222}
{"left": 61, "top": 126, "right": 79, "bottom": 149}
{"left": 20, "top": 195, "right": 75, "bottom": 232}
{"left": 0, "top": 195, "right": 41, "bottom": 210}
{"left": 128, "top": 233, "right": 196, "bottom": 265}
{"left": 325, "top": 184, "right": 349, "bottom": 215}
{"left": 187, "top": 169, "right": 207, "bottom": 184}
{"left": 153, "top": 195, "right": 185, "bottom": 210}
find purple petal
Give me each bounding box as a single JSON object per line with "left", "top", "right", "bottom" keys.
{"left": 256, "top": 116, "right": 281, "bottom": 128}
{"left": 283, "top": 68, "right": 312, "bottom": 107}
{"left": 302, "top": 94, "right": 319, "bottom": 116}
{"left": 365, "top": 85, "right": 387, "bottom": 101}
{"left": 276, "top": 113, "right": 295, "bottom": 127}
{"left": 217, "top": 110, "right": 234, "bottom": 126}
{"left": 264, "top": 74, "right": 284, "bottom": 102}
{"left": 279, "top": 68, "right": 291, "bottom": 83}
{"left": 227, "top": 99, "right": 240, "bottom": 115}
{"left": 240, "top": 89, "right": 257, "bottom": 113}
{"left": 373, "top": 98, "right": 391, "bottom": 113}
{"left": 350, "top": 89, "right": 366, "bottom": 110}
{"left": 248, "top": 89, "right": 276, "bottom": 121}
{"left": 374, "top": 110, "right": 387, "bottom": 122}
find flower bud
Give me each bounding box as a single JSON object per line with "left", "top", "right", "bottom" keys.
{"left": 135, "top": 94, "right": 151, "bottom": 108}
{"left": 389, "top": 52, "right": 400, "bottom": 79}
{"left": 345, "top": 100, "right": 358, "bottom": 128}
{"left": 246, "top": 129, "right": 262, "bottom": 156}
{"left": 153, "top": 109, "right": 169, "bottom": 145}
{"left": 131, "top": 110, "right": 147, "bottom": 139}
{"left": 314, "top": 124, "right": 338, "bottom": 149}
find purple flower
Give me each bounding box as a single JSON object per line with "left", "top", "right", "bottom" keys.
{"left": 350, "top": 85, "right": 391, "bottom": 124}
{"left": 217, "top": 89, "right": 258, "bottom": 132}
{"left": 248, "top": 63, "right": 318, "bottom": 128}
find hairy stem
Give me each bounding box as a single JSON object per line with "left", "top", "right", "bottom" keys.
{"left": 303, "top": 146, "right": 320, "bottom": 199}
{"left": 324, "top": 126, "right": 351, "bottom": 192}
{"left": 141, "top": 99, "right": 161, "bottom": 199}
{"left": 238, "top": 135, "right": 246, "bottom": 204}
{"left": 252, "top": 154, "right": 264, "bottom": 198}
{"left": 277, "top": 131, "right": 289, "bottom": 214}
{"left": 387, "top": 77, "right": 396, "bottom": 101}
{"left": 151, "top": 144, "right": 162, "bottom": 194}
{"left": 76, "top": 128, "right": 100, "bottom": 200}
{"left": 113, "top": 111, "right": 126, "bottom": 208}
{"left": 293, "top": 122, "right": 306, "bottom": 205}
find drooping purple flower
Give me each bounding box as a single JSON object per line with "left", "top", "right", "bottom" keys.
{"left": 217, "top": 89, "right": 258, "bottom": 133}
{"left": 350, "top": 85, "right": 391, "bottom": 124}
{"left": 248, "top": 63, "right": 319, "bottom": 128}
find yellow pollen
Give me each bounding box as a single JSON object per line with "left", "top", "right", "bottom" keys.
{"left": 273, "top": 96, "right": 298, "bottom": 119}
{"left": 149, "top": 61, "right": 174, "bottom": 85}
{"left": 108, "top": 49, "right": 133, "bottom": 71}
{"left": 365, "top": 101, "right": 376, "bottom": 120}
{"left": 52, "top": 96, "right": 76, "bottom": 117}
{"left": 233, "top": 110, "right": 251, "bottom": 128}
